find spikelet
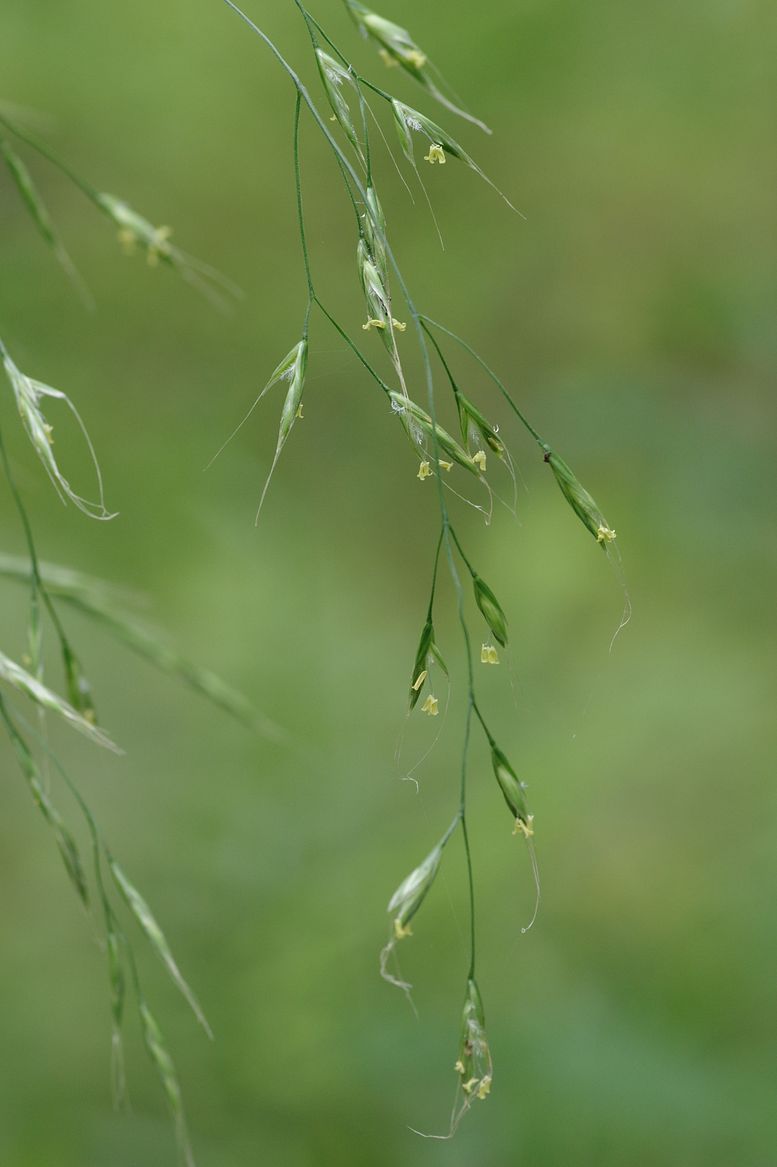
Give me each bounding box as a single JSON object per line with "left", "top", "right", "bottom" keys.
{"left": 545, "top": 451, "right": 617, "bottom": 548}
{"left": 344, "top": 1, "right": 489, "bottom": 131}
{"left": 1, "top": 340, "right": 115, "bottom": 520}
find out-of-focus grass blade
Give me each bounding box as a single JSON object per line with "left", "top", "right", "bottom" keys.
{"left": 0, "top": 696, "right": 89, "bottom": 905}
{"left": 138, "top": 1000, "right": 195, "bottom": 1167}
{"left": 0, "top": 136, "right": 92, "bottom": 304}
{"left": 0, "top": 555, "right": 281, "bottom": 739}
{"left": 109, "top": 857, "right": 212, "bottom": 1039}
{"left": 0, "top": 648, "right": 119, "bottom": 752}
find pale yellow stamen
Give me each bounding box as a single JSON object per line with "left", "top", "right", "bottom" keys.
{"left": 362, "top": 317, "right": 386, "bottom": 331}
{"left": 405, "top": 49, "right": 427, "bottom": 69}
{"left": 391, "top": 318, "right": 407, "bottom": 332}
{"left": 454, "top": 1059, "right": 466, "bottom": 1074}
{"left": 393, "top": 917, "right": 413, "bottom": 940}
{"left": 462, "top": 1077, "right": 479, "bottom": 1095}
{"left": 417, "top": 460, "right": 433, "bottom": 481}
{"left": 424, "top": 143, "right": 446, "bottom": 165}
{"left": 117, "top": 228, "right": 136, "bottom": 255}
{"left": 438, "top": 459, "right": 453, "bottom": 472}
{"left": 480, "top": 643, "right": 499, "bottom": 665}
{"left": 378, "top": 48, "right": 399, "bottom": 68}
{"left": 421, "top": 694, "right": 439, "bottom": 717}
{"left": 477, "top": 1075, "right": 492, "bottom": 1100}
{"left": 412, "top": 669, "right": 428, "bottom": 691}
{"left": 147, "top": 225, "right": 172, "bottom": 267}
{"left": 473, "top": 450, "right": 487, "bottom": 472}
{"left": 43, "top": 423, "right": 54, "bottom": 445}
{"left": 513, "top": 814, "right": 534, "bottom": 839}
{"left": 596, "top": 524, "right": 617, "bottom": 543}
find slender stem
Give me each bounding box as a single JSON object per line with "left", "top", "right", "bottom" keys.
{"left": 459, "top": 697, "right": 476, "bottom": 978}
{"left": 313, "top": 300, "right": 392, "bottom": 397}
{"left": 0, "top": 110, "right": 100, "bottom": 202}
{"left": 421, "top": 319, "right": 464, "bottom": 408}
{"left": 472, "top": 699, "right": 496, "bottom": 748}
{"left": 447, "top": 522, "right": 477, "bottom": 579}
{"left": 426, "top": 527, "right": 444, "bottom": 620}
{"left": 421, "top": 315, "right": 549, "bottom": 451}
{"left": 292, "top": 93, "right": 314, "bottom": 337}
{"left": 288, "top": 84, "right": 391, "bottom": 396}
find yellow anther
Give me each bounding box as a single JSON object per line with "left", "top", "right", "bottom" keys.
{"left": 480, "top": 643, "right": 499, "bottom": 665}
{"left": 438, "top": 459, "right": 453, "bottom": 472}
{"left": 296, "top": 403, "right": 304, "bottom": 419}
{"left": 393, "top": 917, "right": 413, "bottom": 940}
{"left": 424, "top": 143, "right": 446, "bottom": 165}
{"left": 421, "top": 694, "right": 439, "bottom": 717}
{"left": 417, "top": 460, "right": 433, "bottom": 480}
{"left": 362, "top": 317, "right": 386, "bottom": 331}
{"left": 405, "top": 49, "right": 428, "bottom": 69}
{"left": 596, "top": 524, "right": 617, "bottom": 543}
{"left": 477, "top": 1075, "right": 492, "bottom": 1100}
{"left": 462, "top": 1077, "right": 479, "bottom": 1095}
{"left": 117, "top": 227, "right": 136, "bottom": 255}
{"left": 378, "top": 48, "right": 399, "bottom": 68}
{"left": 391, "top": 318, "right": 407, "bottom": 332}
{"left": 454, "top": 1059, "right": 466, "bottom": 1074}
{"left": 147, "top": 225, "right": 172, "bottom": 266}
{"left": 412, "top": 669, "right": 428, "bottom": 692}
{"left": 473, "top": 450, "right": 487, "bottom": 472}
{"left": 513, "top": 814, "right": 535, "bottom": 840}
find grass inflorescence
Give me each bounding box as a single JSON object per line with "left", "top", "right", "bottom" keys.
{"left": 217, "top": 0, "right": 626, "bottom": 1136}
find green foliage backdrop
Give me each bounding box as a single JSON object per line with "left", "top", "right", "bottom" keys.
{"left": 1, "top": 1, "right": 773, "bottom": 1163}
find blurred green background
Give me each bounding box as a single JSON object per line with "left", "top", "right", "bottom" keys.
{"left": 1, "top": 1, "right": 775, "bottom": 1164}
